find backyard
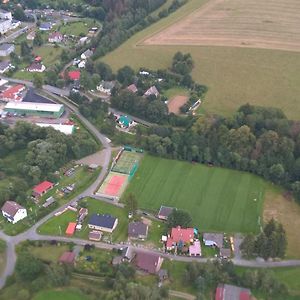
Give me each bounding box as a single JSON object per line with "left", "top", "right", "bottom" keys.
{"left": 124, "top": 155, "right": 266, "bottom": 233}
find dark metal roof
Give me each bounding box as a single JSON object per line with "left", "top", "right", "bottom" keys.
{"left": 88, "top": 213, "right": 117, "bottom": 229}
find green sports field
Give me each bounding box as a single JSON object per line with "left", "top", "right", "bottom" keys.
{"left": 124, "top": 155, "right": 265, "bottom": 233}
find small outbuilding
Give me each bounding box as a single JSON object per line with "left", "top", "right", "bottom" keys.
{"left": 32, "top": 181, "right": 54, "bottom": 198}
{"left": 66, "top": 222, "right": 77, "bottom": 236}
{"left": 59, "top": 251, "right": 76, "bottom": 265}
{"left": 157, "top": 206, "right": 174, "bottom": 220}
{"left": 89, "top": 230, "right": 102, "bottom": 241}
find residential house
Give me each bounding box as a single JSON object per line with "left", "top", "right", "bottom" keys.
{"left": 0, "top": 20, "right": 12, "bottom": 35}
{"left": 11, "top": 19, "right": 21, "bottom": 29}
{"left": 0, "top": 84, "right": 25, "bottom": 101}
{"left": 48, "top": 31, "right": 63, "bottom": 43}
{"left": 96, "top": 80, "right": 115, "bottom": 95}
{"left": 203, "top": 233, "right": 223, "bottom": 247}
{"left": 215, "top": 284, "right": 251, "bottom": 300}
{"left": 81, "top": 49, "right": 93, "bottom": 60}
{"left": 144, "top": 86, "right": 159, "bottom": 98}
{"left": 1, "top": 201, "right": 27, "bottom": 224}
{"left": 59, "top": 251, "right": 76, "bottom": 266}
{"left": 78, "top": 36, "right": 89, "bottom": 45}
{"left": 32, "top": 181, "right": 54, "bottom": 198}
{"left": 166, "top": 226, "right": 194, "bottom": 250}
{"left": 0, "top": 44, "right": 14, "bottom": 57}
{"left": 68, "top": 70, "right": 80, "bottom": 81}
{"left": 189, "top": 240, "right": 201, "bottom": 256}
{"left": 127, "top": 83, "right": 138, "bottom": 94}
{"left": 134, "top": 251, "right": 163, "bottom": 274}
{"left": 88, "top": 213, "right": 118, "bottom": 233}
{"left": 157, "top": 206, "right": 174, "bottom": 220}
{"left": 78, "top": 60, "right": 86, "bottom": 69}
{"left": 27, "top": 62, "right": 46, "bottom": 73}
{"left": 128, "top": 221, "right": 148, "bottom": 240}
{"left": 122, "top": 246, "right": 135, "bottom": 262}
{"left": 0, "top": 61, "right": 10, "bottom": 73}
{"left": 39, "top": 22, "right": 52, "bottom": 31}
{"left": 117, "top": 115, "right": 133, "bottom": 129}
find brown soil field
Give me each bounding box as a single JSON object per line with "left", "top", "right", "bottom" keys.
{"left": 143, "top": 0, "right": 300, "bottom": 52}
{"left": 167, "top": 95, "right": 188, "bottom": 114}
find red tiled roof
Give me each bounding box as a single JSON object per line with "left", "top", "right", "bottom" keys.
{"left": 65, "top": 222, "right": 76, "bottom": 235}
{"left": 68, "top": 70, "right": 80, "bottom": 80}
{"left": 170, "top": 226, "right": 194, "bottom": 243}
{"left": 1, "top": 84, "right": 25, "bottom": 101}
{"left": 59, "top": 251, "right": 76, "bottom": 264}
{"left": 33, "top": 181, "right": 54, "bottom": 195}
{"left": 240, "top": 291, "right": 251, "bottom": 300}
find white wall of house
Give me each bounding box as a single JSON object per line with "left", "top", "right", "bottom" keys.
{"left": 2, "top": 208, "right": 27, "bottom": 224}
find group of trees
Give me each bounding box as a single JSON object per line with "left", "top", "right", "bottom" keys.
{"left": 240, "top": 219, "right": 287, "bottom": 259}
{"left": 167, "top": 209, "right": 192, "bottom": 229}
{"left": 185, "top": 260, "right": 288, "bottom": 300}
{"left": 0, "top": 121, "right": 98, "bottom": 205}
{"left": 138, "top": 104, "right": 300, "bottom": 202}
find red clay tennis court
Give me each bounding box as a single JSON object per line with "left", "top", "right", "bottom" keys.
{"left": 104, "top": 175, "right": 126, "bottom": 196}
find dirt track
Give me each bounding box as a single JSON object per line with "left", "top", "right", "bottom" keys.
{"left": 143, "top": 0, "right": 300, "bottom": 52}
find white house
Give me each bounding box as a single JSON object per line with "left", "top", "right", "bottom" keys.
{"left": 0, "top": 19, "right": 12, "bottom": 34}
{"left": 96, "top": 80, "right": 115, "bottom": 95}
{"left": 88, "top": 214, "right": 118, "bottom": 233}
{"left": 27, "top": 62, "right": 46, "bottom": 72}
{"left": 0, "top": 9, "right": 12, "bottom": 20}
{"left": 1, "top": 201, "right": 27, "bottom": 224}
{"left": 81, "top": 49, "right": 93, "bottom": 60}
{"left": 78, "top": 60, "right": 86, "bottom": 68}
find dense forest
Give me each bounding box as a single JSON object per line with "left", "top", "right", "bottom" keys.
{"left": 0, "top": 121, "right": 98, "bottom": 205}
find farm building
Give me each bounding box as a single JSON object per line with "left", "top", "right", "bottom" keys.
{"left": 134, "top": 252, "right": 163, "bottom": 274}
{"left": 88, "top": 213, "right": 118, "bottom": 233}
{"left": 128, "top": 221, "right": 148, "bottom": 240}
{"left": 1, "top": 201, "right": 27, "bottom": 224}
{"left": 157, "top": 206, "right": 174, "bottom": 220}
{"left": 32, "top": 181, "right": 54, "bottom": 198}
{"left": 215, "top": 284, "right": 251, "bottom": 300}
{"left": 36, "top": 123, "right": 75, "bottom": 135}
{"left": 4, "top": 102, "right": 65, "bottom": 118}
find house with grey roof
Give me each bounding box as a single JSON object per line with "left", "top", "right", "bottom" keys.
{"left": 0, "top": 44, "right": 14, "bottom": 57}
{"left": 203, "top": 233, "right": 223, "bottom": 248}
{"left": 81, "top": 49, "right": 93, "bottom": 60}
{"left": 128, "top": 221, "right": 148, "bottom": 240}
{"left": 88, "top": 213, "right": 118, "bottom": 233}
{"left": 1, "top": 201, "right": 27, "bottom": 224}
{"left": 157, "top": 205, "right": 174, "bottom": 220}
{"left": 97, "top": 80, "right": 116, "bottom": 95}
{"left": 39, "top": 22, "right": 52, "bottom": 31}
{"left": 0, "top": 61, "right": 11, "bottom": 73}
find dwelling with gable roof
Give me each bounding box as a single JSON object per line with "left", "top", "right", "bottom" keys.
{"left": 215, "top": 284, "right": 251, "bottom": 300}
{"left": 157, "top": 206, "right": 174, "bottom": 220}
{"left": 88, "top": 213, "right": 118, "bottom": 233}
{"left": 144, "top": 85, "right": 159, "bottom": 98}
{"left": 166, "top": 226, "right": 194, "bottom": 250}
{"left": 134, "top": 251, "right": 163, "bottom": 274}
{"left": 32, "top": 181, "right": 54, "bottom": 198}
{"left": 1, "top": 201, "right": 27, "bottom": 224}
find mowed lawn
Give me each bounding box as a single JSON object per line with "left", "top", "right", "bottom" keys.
{"left": 33, "top": 289, "right": 91, "bottom": 300}
{"left": 124, "top": 155, "right": 265, "bottom": 233}
{"left": 101, "top": 0, "right": 300, "bottom": 120}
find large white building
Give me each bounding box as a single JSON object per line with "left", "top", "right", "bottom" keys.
{"left": 1, "top": 201, "right": 27, "bottom": 224}
{"left": 36, "top": 123, "right": 75, "bottom": 135}
{"left": 0, "top": 19, "right": 12, "bottom": 35}
{"left": 0, "top": 9, "right": 12, "bottom": 20}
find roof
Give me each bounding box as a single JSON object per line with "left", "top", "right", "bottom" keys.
{"left": 158, "top": 206, "right": 174, "bottom": 218}
{"left": 128, "top": 221, "right": 148, "bottom": 238}
{"left": 0, "top": 44, "right": 14, "bottom": 51}
{"left": 144, "top": 85, "right": 159, "bottom": 96}
{"left": 203, "top": 233, "right": 223, "bottom": 247}
{"left": 127, "top": 84, "right": 138, "bottom": 93}
{"left": 79, "top": 208, "right": 88, "bottom": 216}
{"left": 39, "top": 22, "right": 52, "bottom": 29}
{"left": 2, "top": 201, "right": 25, "bottom": 217}
{"left": 66, "top": 222, "right": 76, "bottom": 235}
{"left": 5, "top": 102, "right": 64, "bottom": 113}
{"left": 68, "top": 70, "right": 80, "bottom": 80}
{"left": 170, "top": 226, "right": 194, "bottom": 243}
{"left": 1, "top": 84, "right": 25, "bottom": 101}
{"left": 119, "top": 115, "right": 132, "bottom": 127}
{"left": 33, "top": 181, "right": 54, "bottom": 195}
{"left": 49, "top": 31, "right": 63, "bottom": 39}
{"left": 135, "top": 251, "right": 163, "bottom": 274}
{"left": 158, "top": 269, "right": 168, "bottom": 280}
{"left": 99, "top": 80, "right": 115, "bottom": 90}
{"left": 28, "top": 62, "right": 44, "bottom": 71}
{"left": 189, "top": 240, "right": 201, "bottom": 255}
{"left": 122, "top": 246, "right": 135, "bottom": 261}
{"left": 215, "top": 284, "right": 251, "bottom": 300}
{"left": 59, "top": 251, "right": 76, "bottom": 264}
{"left": 36, "top": 123, "right": 74, "bottom": 135}
{"left": 82, "top": 49, "right": 93, "bottom": 58}
{"left": 0, "top": 61, "right": 10, "bottom": 70}
{"left": 220, "top": 248, "right": 231, "bottom": 258}
{"left": 88, "top": 213, "right": 117, "bottom": 229}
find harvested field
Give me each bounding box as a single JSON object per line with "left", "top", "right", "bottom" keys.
{"left": 144, "top": 0, "right": 300, "bottom": 52}
{"left": 167, "top": 95, "right": 188, "bottom": 114}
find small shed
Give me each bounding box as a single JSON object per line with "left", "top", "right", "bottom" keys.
{"left": 59, "top": 251, "right": 76, "bottom": 265}
{"left": 89, "top": 230, "right": 102, "bottom": 241}
{"left": 66, "top": 222, "right": 76, "bottom": 236}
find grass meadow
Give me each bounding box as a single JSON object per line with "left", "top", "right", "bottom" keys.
{"left": 124, "top": 155, "right": 265, "bottom": 233}
{"left": 101, "top": 0, "right": 300, "bottom": 120}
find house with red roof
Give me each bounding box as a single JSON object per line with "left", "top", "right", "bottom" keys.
{"left": 32, "top": 181, "right": 54, "bottom": 198}
{"left": 134, "top": 251, "right": 163, "bottom": 274}
{"left": 215, "top": 284, "right": 251, "bottom": 300}
{"left": 68, "top": 70, "right": 80, "bottom": 81}
{"left": 59, "top": 251, "right": 76, "bottom": 265}
{"left": 66, "top": 222, "right": 76, "bottom": 236}
{"left": 0, "top": 84, "right": 25, "bottom": 102}
{"left": 166, "top": 226, "right": 194, "bottom": 250}
{"left": 48, "top": 31, "right": 63, "bottom": 43}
